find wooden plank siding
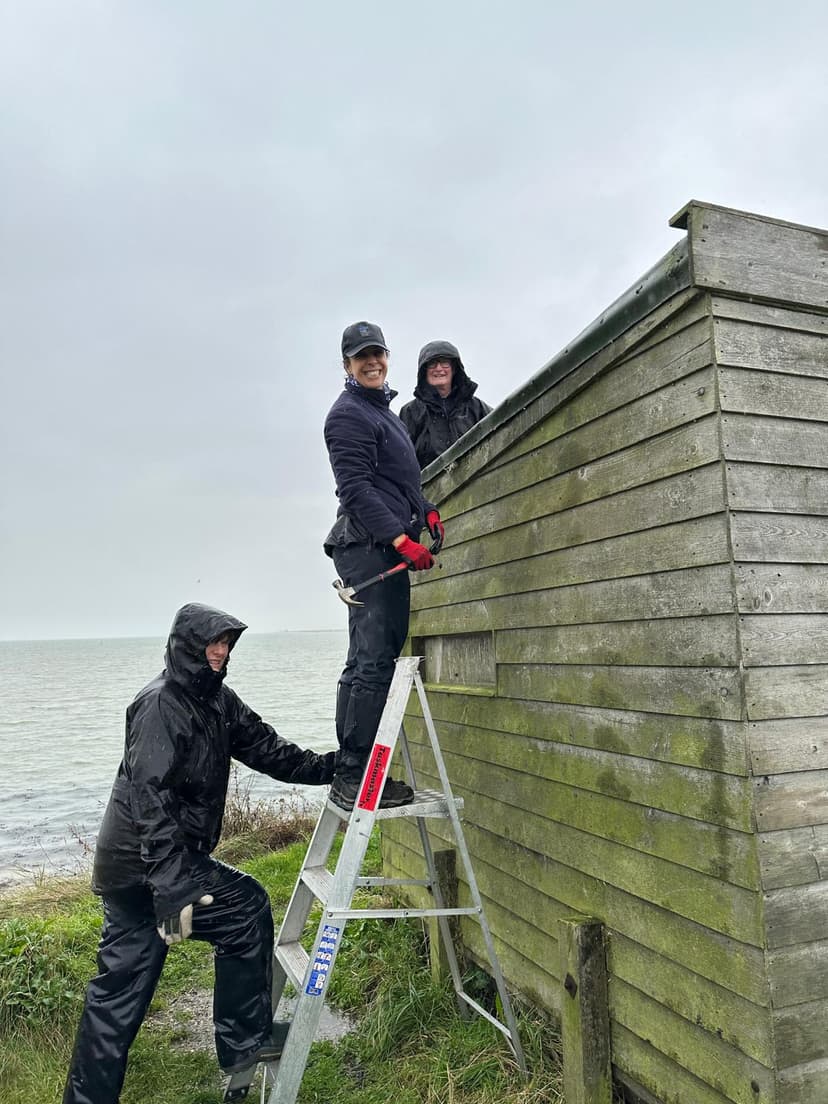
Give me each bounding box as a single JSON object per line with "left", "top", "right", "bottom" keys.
{"left": 381, "top": 204, "right": 828, "bottom": 1103}
{"left": 714, "top": 272, "right": 828, "bottom": 1092}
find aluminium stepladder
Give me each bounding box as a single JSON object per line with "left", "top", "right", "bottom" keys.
{"left": 224, "top": 654, "right": 527, "bottom": 1104}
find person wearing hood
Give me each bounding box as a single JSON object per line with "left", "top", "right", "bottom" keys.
{"left": 399, "top": 340, "right": 492, "bottom": 469}
{"left": 323, "top": 321, "right": 444, "bottom": 813}
{"left": 63, "top": 602, "right": 336, "bottom": 1104}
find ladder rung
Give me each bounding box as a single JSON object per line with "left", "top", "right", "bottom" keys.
{"left": 326, "top": 905, "right": 480, "bottom": 921}
{"left": 374, "top": 790, "right": 464, "bottom": 820}
{"left": 276, "top": 940, "right": 309, "bottom": 991}
{"left": 301, "top": 865, "right": 333, "bottom": 903}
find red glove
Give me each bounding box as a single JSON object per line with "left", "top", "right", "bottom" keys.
{"left": 396, "top": 536, "right": 434, "bottom": 571}
{"left": 425, "top": 510, "right": 444, "bottom": 554}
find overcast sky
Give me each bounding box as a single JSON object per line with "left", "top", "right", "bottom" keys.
{"left": 1, "top": 1, "right": 825, "bottom": 641}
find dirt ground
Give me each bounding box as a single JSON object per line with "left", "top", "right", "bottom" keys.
{"left": 148, "top": 989, "right": 354, "bottom": 1055}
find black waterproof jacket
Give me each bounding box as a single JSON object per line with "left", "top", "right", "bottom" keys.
{"left": 92, "top": 603, "right": 336, "bottom": 920}
{"left": 398, "top": 342, "right": 492, "bottom": 469}
{"left": 323, "top": 380, "right": 435, "bottom": 553}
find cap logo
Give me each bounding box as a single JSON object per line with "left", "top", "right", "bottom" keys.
{"left": 359, "top": 325, "right": 370, "bottom": 336}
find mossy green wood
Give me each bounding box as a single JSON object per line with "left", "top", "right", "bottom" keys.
{"left": 410, "top": 562, "right": 736, "bottom": 637}
{"left": 426, "top": 465, "right": 724, "bottom": 584}
{"left": 444, "top": 413, "right": 720, "bottom": 542}
{"left": 609, "top": 933, "right": 773, "bottom": 1065}
{"left": 422, "top": 288, "right": 706, "bottom": 506}
{"left": 496, "top": 662, "right": 742, "bottom": 720}
{"left": 385, "top": 765, "right": 763, "bottom": 942}
{"left": 612, "top": 1021, "right": 737, "bottom": 1104}
{"left": 482, "top": 306, "right": 714, "bottom": 474}
{"left": 444, "top": 464, "right": 726, "bottom": 568}
{"left": 405, "top": 689, "right": 749, "bottom": 774}
{"left": 403, "top": 714, "right": 756, "bottom": 840}
{"left": 610, "top": 979, "right": 775, "bottom": 1104}
{"left": 381, "top": 825, "right": 768, "bottom": 1004}
{"left": 413, "top": 515, "right": 732, "bottom": 609}
{"left": 494, "top": 613, "right": 739, "bottom": 667}
{"left": 440, "top": 337, "right": 716, "bottom": 524}
{"left": 559, "top": 918, "right": 612, "bottom": 1104}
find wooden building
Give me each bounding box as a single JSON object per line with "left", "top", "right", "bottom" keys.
{"left": 382, "top": 201, "right": 828, "bottom": 1104}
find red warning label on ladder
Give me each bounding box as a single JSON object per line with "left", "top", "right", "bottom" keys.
{"left": 357, "top": 743, "right": 391, "bottom": 811}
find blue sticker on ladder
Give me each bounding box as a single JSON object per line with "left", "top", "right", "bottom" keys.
{"left": 306, "top": 924, "right": 341, "bottom": 996}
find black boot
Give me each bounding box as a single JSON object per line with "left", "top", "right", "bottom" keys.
{"left": 329, "top": 775, "right": 414, "bottom": 812}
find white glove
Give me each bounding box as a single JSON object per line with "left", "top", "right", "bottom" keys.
{"left": 157, "top": 894, "right": 214, "bottom": 945}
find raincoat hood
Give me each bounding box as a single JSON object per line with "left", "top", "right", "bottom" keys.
{"left": 164, "top": 602, "right": 247, "bottom": 701}
{"left": 414, "top": 340, "right": 478, "bottom": 404}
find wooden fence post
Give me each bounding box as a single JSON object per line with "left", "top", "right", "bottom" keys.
{"left": 559, "top": 916, "right": 612, "bottom": 1104}
{"left": 428, "top": 848, "right": 460, "bottom": 983}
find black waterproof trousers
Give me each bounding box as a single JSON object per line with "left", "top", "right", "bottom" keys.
{"left": 63, "top": 856, "right": 274, "bottom": 1104}
{"left": 332, "top": 543, "right": 411, "bottom": 779}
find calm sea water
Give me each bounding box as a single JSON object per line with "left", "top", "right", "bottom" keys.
{"left": 0, "top": 631, "right": 347, "bottom": 885}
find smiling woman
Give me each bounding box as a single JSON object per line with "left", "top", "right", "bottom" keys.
{"left": 321, "top": 321, "right": 445, "bottom": 812}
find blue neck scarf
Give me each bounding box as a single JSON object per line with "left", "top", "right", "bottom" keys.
{"left": 345, "top": 375, "right": 392, "bottom": 402}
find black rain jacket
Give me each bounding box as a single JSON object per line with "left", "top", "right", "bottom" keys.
{"left": 398, "top": 342, "right": 492, "bottom": 469}
{"left": 323, "top": 380, "right": 435, "bottom": 554}
{"left": 92, "top": 603, "right": 336, "bottom": 920}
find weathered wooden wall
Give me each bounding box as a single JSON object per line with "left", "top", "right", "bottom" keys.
{"left": 716, "top": 293, "right": 828, "bottom": 1104}
{"left": 382, "top": 202, "right": 827, "bottom": 1104}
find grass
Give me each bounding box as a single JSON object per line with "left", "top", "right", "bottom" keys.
{"left": 0, "top": 782, "right": 565, "bottom": 1104}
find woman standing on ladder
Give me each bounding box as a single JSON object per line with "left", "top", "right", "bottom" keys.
{"left": 323, "top": 320, "right": 444, "bottom": 812}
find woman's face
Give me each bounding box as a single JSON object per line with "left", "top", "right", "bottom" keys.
{"left": 347, "top": 346, "right": 389, "bottom": 389}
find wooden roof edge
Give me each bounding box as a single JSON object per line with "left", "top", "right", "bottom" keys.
{"left": 421, "top": 230, "right": 692, "bottom": 489}
{"left": 670, "top": 198, "right": 828, "bottom": 238}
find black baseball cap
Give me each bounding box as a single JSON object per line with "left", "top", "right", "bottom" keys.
{"left": 341, "top": 321, "right": 389, "bottom": 358}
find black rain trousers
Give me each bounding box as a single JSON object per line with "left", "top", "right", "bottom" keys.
{"left": 62, "top": 856, "right": 274, "bottom": 1104}
{"left": 332, "top": 543, "right": 410, "bottom": 778}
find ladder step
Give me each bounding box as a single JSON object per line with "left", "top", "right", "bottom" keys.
{"left": 301, "top": 865, "right": 333, "bottom": 904}
{"left": 275, "top": 941, "right": 309, "bottom": 991}
{"left": 374, "top": 790, "right": 464, "bottom": 820}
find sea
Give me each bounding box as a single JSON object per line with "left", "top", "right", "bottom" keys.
{"left": 0, "top": 630, "right": 347, "bottom": 887}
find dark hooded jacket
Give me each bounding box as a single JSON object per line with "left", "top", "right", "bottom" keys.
{"left": 92, "top": 603, "right": 336, "bottom": 920}
{"left": 323, "top": 379, "right": 435, "bottom": 553}
{"left": 398, "top": 341, "right": 492, "bottom": 469}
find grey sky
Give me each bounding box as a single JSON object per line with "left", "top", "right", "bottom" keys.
{"left": 2, "top": 1, "right": 826, "bottom": 640}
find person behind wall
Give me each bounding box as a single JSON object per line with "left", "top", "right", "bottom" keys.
{"left": 323, "top": 320, "right": 445, "bottom": 812}
{"left": 398, "top": 339, "right": 492, "bottom": 469}
{"left": 62, "top": 602, "right": 336, "bottom": 1104}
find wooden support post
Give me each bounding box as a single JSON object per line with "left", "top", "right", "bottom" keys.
{"left": 559, "top": 916, "right": 612, "bottom": 1104}
{"left": 428, "top": 848, "right": 460, "bottom": 983}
